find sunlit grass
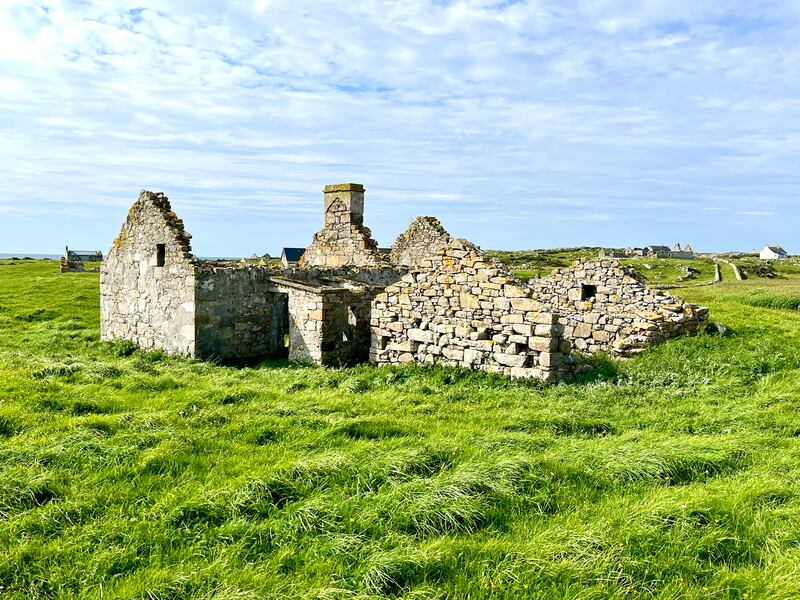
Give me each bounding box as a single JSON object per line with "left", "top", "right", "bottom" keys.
{"left": 1, "top": 259, "right": 800, "bottom": 598}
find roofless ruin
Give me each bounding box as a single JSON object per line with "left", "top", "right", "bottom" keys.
{"left": 100, "top": 184, "right": 708, "bottom": 381}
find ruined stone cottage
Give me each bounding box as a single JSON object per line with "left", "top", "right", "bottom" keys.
{"left": 101, "top": 183, "right": 708, "bottom": 380}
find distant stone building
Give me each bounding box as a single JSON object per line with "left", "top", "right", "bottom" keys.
{"left": 599, "top": 248, "right": 626, "bottom": 258}
{"left": 100, "top": 184, "right": 708, "bottom": 380}
{"left": 760, "top": 245, "right": 789, "bottom": 260}
{"left": 645, "top": 245, "right": 672, "bottom": 258}
{"left": 670, "top": 243, "right": 695, "bottom": 259}
{"left": 61, "top": 246, "right": 103, "bottom": 272}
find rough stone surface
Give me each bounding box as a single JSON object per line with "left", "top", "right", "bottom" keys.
{"left": 101, "top": 186, "right": 710, "bottom": 381}
{"left": 529, "top": 258, "right": 709, "bottom": 357}
{"left": 390, "top": 216, "right": 452, "bottom": 268}
{"left": 100, "top": 190, "right": 196, "bottom": 355}
{"left": 370, "top": 239, "right": 568, "bottom": 381}
{"left": 300, "top": 184, "right": 388, "bottom": 269}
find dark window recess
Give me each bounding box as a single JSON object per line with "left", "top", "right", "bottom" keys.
{"left": 156, "top": 244, "right": 166, "bottom": 267}
{"left": 581, "top": 284, "right": 597, "bottom": 300}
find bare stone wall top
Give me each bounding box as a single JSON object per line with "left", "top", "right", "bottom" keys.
{"left": 112, "top": 190, "right": 193, "bottom": 260}
{"left": 390, "top": 216, "right": 452, "bottom": 268}
{"left": 101, "top": 190, "right": 196, "bottom": 355}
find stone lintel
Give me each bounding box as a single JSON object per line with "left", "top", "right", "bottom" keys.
{"left": 324, "top": 183, "right": 365, "bottom": 193}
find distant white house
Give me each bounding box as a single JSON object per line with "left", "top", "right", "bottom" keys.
{"left": 760, "top": 245, "right": 789, "bottom": 260}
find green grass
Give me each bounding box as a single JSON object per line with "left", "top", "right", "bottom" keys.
{"left": 2, "top": 260, "right": 800, "bottom": 598}
{"left": 489, "top": 248, "right": 800, "bottom": 287}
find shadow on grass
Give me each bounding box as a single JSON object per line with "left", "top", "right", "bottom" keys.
{"left": 564, "top": 352, "right": 622, "bottom": 385}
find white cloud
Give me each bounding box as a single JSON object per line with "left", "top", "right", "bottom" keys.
{"left": 0, "top": 0, "right": 798, "bottom": 253}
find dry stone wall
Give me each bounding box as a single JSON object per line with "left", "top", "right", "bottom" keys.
{"left": 100, "top": 190, "right": 196, "bottom": 355}
{"left": 390, "top": 216, "right": 452, "bottom": 268}
{"left": 529, "top": 258, "right": 708, "bottom": 356}
{"left": 371, "top": 239, "right": 569, "bottom": 381}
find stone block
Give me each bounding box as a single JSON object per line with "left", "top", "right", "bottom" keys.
{"left": 495, "top": 353, "right": 528, "bottom": 368}
{"left": 407, "top": 328, "right": 435, "bottom": 343}
{"left": 528, "top": 336, "right": 559, "bottom": 352}
{"left": 463, "top": 349, "right": 482, "bottom": 365}
{"left": 539, "top": 352, "right": 564, "bottom": 367}
{"left": 510, "top": 297, "right": 538, "bottom": 311}
{"left": 512, "top": 323, "right": 534, "bottom": 336}
{"left": 442, "top": 347, "right": 464, "bottom": 361}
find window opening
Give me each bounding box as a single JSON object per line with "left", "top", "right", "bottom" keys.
{"left": 156, "top": 244, "right": 166, "bottom": 267}
{"left": 581, "top": 284, "right": 597, "bottom": 300}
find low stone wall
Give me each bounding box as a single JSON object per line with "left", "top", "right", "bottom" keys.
{"left": 370, "top": 239, "right": 569, "bottom": 381}
{"left": 529, "top": 259, "right": 708, "bottom": 356}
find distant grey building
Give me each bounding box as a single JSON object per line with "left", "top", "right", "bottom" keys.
{"left": 645, "top": 245, "right": 672, "bottom": 258}
{"left": 670, "top": 243, "right": 695, "bottom": 259}
{"left": 65, "top": 246, "right": 103, "bottom": 262}
{"left": 61, "top": 246, "right": 103, "bottom": 272}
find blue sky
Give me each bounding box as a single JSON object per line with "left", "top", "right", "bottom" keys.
{"left": 1, "top": 0, "right": 798, "bottom": 256}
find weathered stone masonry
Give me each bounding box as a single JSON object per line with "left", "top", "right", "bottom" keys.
{"left": 101, "top": 185, "right": 708, "bottom": 380}
{"left": 371, "top": 239, "right": 569, "bottom": 381}
{"left": 101, "top": 192, "right": 196, "bottom": 355}
{"left": 529, "top": 258, "right": 708, "bottom": 357}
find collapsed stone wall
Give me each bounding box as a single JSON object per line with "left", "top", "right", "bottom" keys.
{"left": 301, "top": 184, "right": 387, "bottom": 269}
{"left": 100, "top": 190, "right": 196, "bottom": 355}
{"left": 529, "top": 258, "right": 708, "bottom": 356}
{"left": 390, "top": 216, "right": 452, "bottom": 268}
{"left": 195, "top": 267, "right": 287, "bottom": 361}
{"left": 371, "top": 239, "right": 570, "bottom": 381}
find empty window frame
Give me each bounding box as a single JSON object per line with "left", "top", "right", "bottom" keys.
{"left": 156, "top": 244, "right": 166, "bottom": 267}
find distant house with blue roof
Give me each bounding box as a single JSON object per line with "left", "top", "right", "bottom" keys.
{"left": 281, "top": 247, "right": 306, "bottom": 267}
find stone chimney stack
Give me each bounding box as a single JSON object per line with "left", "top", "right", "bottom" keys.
{"left": 323, "top": 183, "right": 365, "bottom": 227}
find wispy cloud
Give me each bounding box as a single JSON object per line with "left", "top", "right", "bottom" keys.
{"left": 0, "top": 0, "right": 799, "bottom": 253}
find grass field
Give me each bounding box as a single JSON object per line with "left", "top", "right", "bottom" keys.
{"left": 2, "top": 259, "right": 800, "bottom": 598}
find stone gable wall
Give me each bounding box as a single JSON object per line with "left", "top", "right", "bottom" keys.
{"left": 390, "top": 216, "right": 452, "bottom": 268}
{"left": 529, "top": 258, "right": 708, "bottom": 356}
{"left": 370, "top": 239, "right": 569, "bottom": 381}
{"left": 100, "top": 191, "right": 196, "bottom": 355}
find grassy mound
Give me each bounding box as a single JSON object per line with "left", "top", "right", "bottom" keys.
{"left": 1, "top": 260, "right": 800, "bottom": 598}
